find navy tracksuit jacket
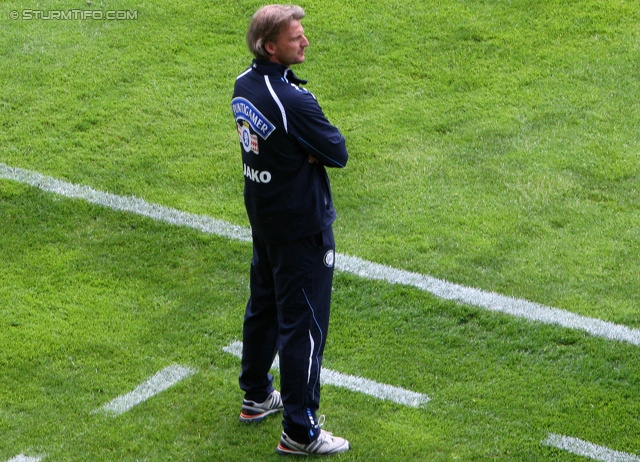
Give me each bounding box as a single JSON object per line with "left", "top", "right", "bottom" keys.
{"left": 232, "top": 59, "right": 348, "bottom": 243}
{"left": 232, "top": 59, "right": 348, "bottom": 443}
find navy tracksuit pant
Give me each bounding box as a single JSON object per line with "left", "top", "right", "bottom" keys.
{"left": 240, "top": 227, "right": 335, "bottom": 444}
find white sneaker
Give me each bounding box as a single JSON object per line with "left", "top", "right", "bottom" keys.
{"left": 276, "top": 424, "right": 350, "bottom": 456}
{"left": 239, "top": 390, "right": 283, "bottom": 423}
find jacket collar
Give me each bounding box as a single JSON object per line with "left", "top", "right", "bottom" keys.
{"left": 251, "top": 59, "right": 308, "bottom": 85}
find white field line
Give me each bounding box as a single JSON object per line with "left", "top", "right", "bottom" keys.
{"left": 0, "top": 163, "right": 251, "bottom": 243}
{"left": 2, "top": 162, "right": 640, "bottom": 347}
{"left": 94, "top": 365, "right": 196, "bottom": 416}
{"left": 222, "top": 341, "right": 430, "bottom": 407}
{"left": 7, "top": 456, "right": 43, "bottom": 462}
{"left": 543, "top": 433, "right": 640, "bottom": 462}
{"left": 337, "top": 254, "right": 640, "bottom": 346}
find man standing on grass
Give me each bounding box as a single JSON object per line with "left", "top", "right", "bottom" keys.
{"left": 231, "top": 3, "right": 350, "bottom": 457}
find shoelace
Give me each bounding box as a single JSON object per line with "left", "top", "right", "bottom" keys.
{"left": 316, "top": 415, "right": 337, "bottom": 438}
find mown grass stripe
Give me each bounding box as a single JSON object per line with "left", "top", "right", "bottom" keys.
{"left": 543, "top": 433, "right": 640, "bottom": 462}
{"left": 2, "top": 162, "right": 640, "bottom": 347}
{"left": 94, "top": 365, "right": 197, "bottom": 416}
{"left": 222, "top": 341, "right": 430, "bottom": 407}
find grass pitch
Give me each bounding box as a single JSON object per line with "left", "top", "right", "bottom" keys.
{"left": 1, "top": 0, "right": 639, "bottom": 460}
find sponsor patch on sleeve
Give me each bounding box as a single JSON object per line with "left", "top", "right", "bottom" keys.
{"left": 231, "top": 97, "right": 275, "bottom": 140}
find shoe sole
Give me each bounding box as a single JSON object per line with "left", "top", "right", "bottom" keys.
{"left": 276, "top": 444, "right": 308, "bottom": 456}
{"left": 276, "top": 442, "right": 351, "bottom": 456}
{"left": 239, "top": 408, "right": 282, "bottom": 423}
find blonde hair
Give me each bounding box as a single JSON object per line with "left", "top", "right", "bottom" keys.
{"left": 246, "top": 4, "right": 305, "bottom": 60}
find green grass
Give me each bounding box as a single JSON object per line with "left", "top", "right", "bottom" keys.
{"left": 1, "top": 0, "right": 640, "bottom": 460}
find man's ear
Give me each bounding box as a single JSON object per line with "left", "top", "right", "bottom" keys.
{"left": 264, "top": 41, "right": 275, "bottom": 56}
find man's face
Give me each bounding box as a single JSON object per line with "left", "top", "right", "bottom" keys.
{"left": 266, "top": 20, "right": 309, "bottom": 66}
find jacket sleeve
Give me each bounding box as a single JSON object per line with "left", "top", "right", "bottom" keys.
{"left": 288, "top": 92, "right": 348, "bottom": 168}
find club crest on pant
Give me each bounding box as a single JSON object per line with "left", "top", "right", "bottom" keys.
{"left": 323, "top": 249, "right": 334, "bottom": 268}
